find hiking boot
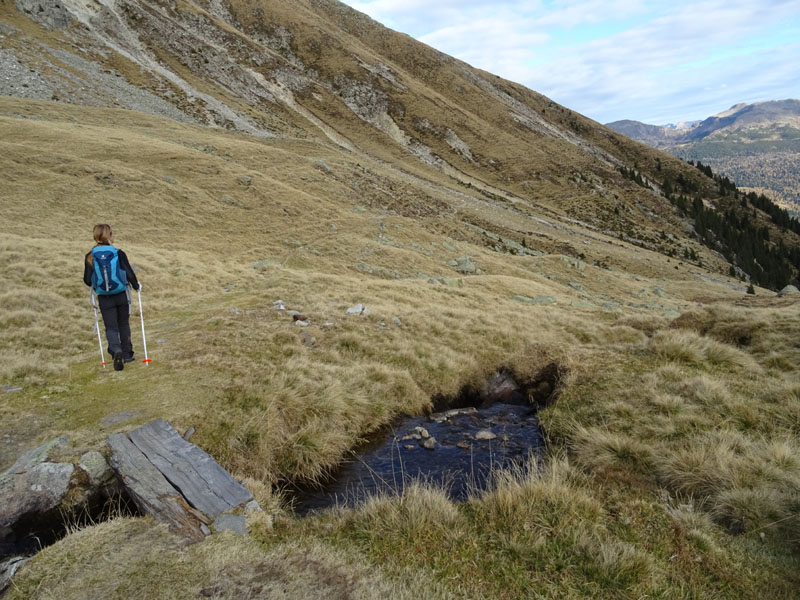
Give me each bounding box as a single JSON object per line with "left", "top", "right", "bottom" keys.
{"left": 113, "top": 351, "right": 124, "bottom": 371}
{"left": 123, "top": 355, "right": 135, "bottom": 363}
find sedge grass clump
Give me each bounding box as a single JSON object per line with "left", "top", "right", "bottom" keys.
{"left": 356, "top": 481, "right": 461, "bottom": 538}
{"left": 570, "top": 427, "right": 655, "bottom": 476}
{"left": 654, "top": 430, "right": 800, "bottom": 544}
{"left": 649, "top": 329, "right": 759, "bottom": 371}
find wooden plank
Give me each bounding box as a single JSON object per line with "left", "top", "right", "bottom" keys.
{"left": 128, "top": 419, "right": 253, "bottom": 518}
{"left": 107, "top": 433, "right": 206, "bottom": 543}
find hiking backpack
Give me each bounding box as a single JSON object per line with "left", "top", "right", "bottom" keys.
{"left": 91, "top": 245, "right": 128, "bottom": 295}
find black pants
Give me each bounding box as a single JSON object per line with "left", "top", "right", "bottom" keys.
{"left": 98, "top": 291, "right": 133, "bottom": 358}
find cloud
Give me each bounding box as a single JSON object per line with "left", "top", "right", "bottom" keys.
{"left": 340, "top": 0, "right": 800, "bottom": 123}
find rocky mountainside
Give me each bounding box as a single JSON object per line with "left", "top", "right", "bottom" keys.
{"left": 607, "top": 100, "right": 800, "bottom": 216}
{"left": 4, "top": 0, "right": 800, "bottom": 287}
{"left": 1, "top": 0, "right": 699, "bottom": 241}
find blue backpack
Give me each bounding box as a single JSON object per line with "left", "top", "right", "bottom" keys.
{"left": 91, "top": 245, "right": 128, "bottom": 295}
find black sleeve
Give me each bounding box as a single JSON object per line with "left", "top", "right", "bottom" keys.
{"left": 117, "top": 249, "right": 140, "bottom": 290}
{"left": 83, "top": 251, "right": 93, "bottom": 287}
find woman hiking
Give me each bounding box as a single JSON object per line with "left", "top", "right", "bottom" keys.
{"left": 83, "top": 224, "right": 140, "bottom": 371}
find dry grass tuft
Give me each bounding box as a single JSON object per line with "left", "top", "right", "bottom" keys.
{"left": 649, "top": 329, "right": 760, "bottom": 371}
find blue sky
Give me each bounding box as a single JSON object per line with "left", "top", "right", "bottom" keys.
{"left": 339, "top": 0, "right": 800, "bottom": 125}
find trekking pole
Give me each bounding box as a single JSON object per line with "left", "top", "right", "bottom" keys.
{"left": 137, "top": 285, "right": 151, "bottom": 365}
{"left": 90, "top": 290, "right": 107, "bottom": 368}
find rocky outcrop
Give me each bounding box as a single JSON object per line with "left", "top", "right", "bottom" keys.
{"left": 14, "top": 0, "right": 72, "bottom": 29}
{"left": 1, "top": 437, "right": 73, "bottom": 554}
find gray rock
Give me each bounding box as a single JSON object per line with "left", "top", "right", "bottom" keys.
{"left": 2, "top": 436, "right": 68, "bottom": 476}
{"left": 126, "top": 419, "right": 253, "bottom": 518}
{"left": 163, "top": 176, "right": 177, "bottom": 184}
{"left": 777, "top": 285, "right": 799, "bottom": 297}
{"left": 346, "top": 303, "right": 365, "bottom": 315}
{"left": 220, "top": 194, "right": 243, "bottom": 207}
{"left": 484, "top": 372, "right": 520, "bottom": 405}
{"left": 15, "top": 0, "right": 72, "bottom": 29}
{"left": 237, "top": 175, "right": 252, "bottom": 186}
{"left": 475, "top": 430, "right": 497, "bottom": 441}
{"left": 102, "top": 411, "right": 138, "bottom": 426}
{"left": 422, "top": 437, "right": 437, "bottom": 450}
{"left": 429, "top": 407, "right": 478, "bottom": 423}
{"left": 244, "top": 500, "right": 262, "bottom": 513}
{"left": 78, "top": 451, "right": 114, "bottom": 487}
{"left": 453, "top": 256, "right": 477, "bottom": 274}
{"left": 213, "top": 513, "right": 247, "bottom": 535}
{"left": 442, "top": 240, "right": 459, "bottom": 252}
{"left": 571, "top": 300, "right": 596, "bottom": 308}
{"left": 0, "top": 462, "right": 74, "bottom": 529}
{"left": 560, "top": 256, "right": 587, "bottom": 271}
{"left": 1, "top": 385, "right": 22, "bottom": 393}
{"left": 108, "top": 433, "right": 207, "bottom": 543}
{"left": 512, "top": 295, "right": 557, "bottom": 305}
{"left": 1, "top": 556, "right": 31, "bottom": 594}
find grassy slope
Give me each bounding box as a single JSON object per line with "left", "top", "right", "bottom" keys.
{"left": 2, "top": 96, "right": 799, "bottom": 598}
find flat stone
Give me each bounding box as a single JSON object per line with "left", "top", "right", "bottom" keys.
{"left": 108, "top": 433, "right": 207, "bottom": 543}
{"left": 213, "top": 513, "right": 247, "bottom": 535}
{"left": 571, "top": 300, "right": 596, "bottom": 308}
{"left": 127, "top": 419, "right": 253, "bottom": 517}
{"left": 475, "top": 430, "right": 497, "bottom": 441}
{"left": 102, "top": 411, "right": 138, "bottom": 426}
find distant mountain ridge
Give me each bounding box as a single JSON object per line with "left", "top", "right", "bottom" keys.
{"left": 607, "top": 99, "right": 800, "bottom": 147}
{"left": 607, "top": 100, "right": 800, "bottom": 217}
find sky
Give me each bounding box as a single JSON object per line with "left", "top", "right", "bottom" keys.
{"left": 338, "top": 0, "right": 800, "bottom": 125}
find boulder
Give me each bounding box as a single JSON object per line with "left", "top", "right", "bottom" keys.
{"left": 453, "top": 256, "right": 478, "bottom": 274}
{"left": 483, "top": 373, "right": 520, "bottom": 405}
{"left": 1, "top": 436, "right": 74, "bottom": 539}
{"left": 777, "top": 285, "right": 799, "bottom": 297}
{"left": 346, "top": 303, "right": 366, "bottom": 315}
{"left": 15, "top": 0, "right": 72, "bottom": 29}
{"left": 0, "top": 462, "right": 74, "bottom": 532}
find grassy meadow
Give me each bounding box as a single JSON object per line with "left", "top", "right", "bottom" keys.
{"left": 2, "top": 97, "right": 799, "bottom": 598}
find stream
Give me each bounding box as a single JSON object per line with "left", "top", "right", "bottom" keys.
{"left": 292, "top": 400, "right": 544, "bottom": 514}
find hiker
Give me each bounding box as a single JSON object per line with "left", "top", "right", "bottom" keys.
{"left": 83, "top": 224, "right": 140, "bottom": 371}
